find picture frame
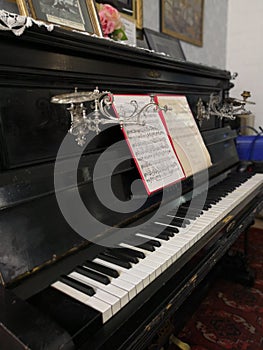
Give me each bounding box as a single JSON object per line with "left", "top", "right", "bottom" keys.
{"left": 120, "top": 15, "right": 136, "bottom": 45}
{"left": 160, "top": 0, "right": 204, "bottom": 47}
{"left": 17, "top": 0, "right": 103, "bottom": 35}
{"left": 96, "top": 0, "right": 143, "bottom": 29}
{"left": 144, "top": 28, "right": 185, "bottom": 61}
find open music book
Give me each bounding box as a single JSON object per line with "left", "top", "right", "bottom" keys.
{"left": 112, "top": 94, "right": 211, "bottom": 194}
{"left": 157, "top": 95, "right": 212, "bottom": 177}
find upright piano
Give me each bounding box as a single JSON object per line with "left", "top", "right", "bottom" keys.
{"left": 0, "top": 25, "right": 262, "bottom": 350}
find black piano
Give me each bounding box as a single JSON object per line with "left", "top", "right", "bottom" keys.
{"left": 0, "top": 25, "right": 262, "bottom": 350}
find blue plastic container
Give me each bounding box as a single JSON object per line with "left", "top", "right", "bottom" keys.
{"left": 236, "top": 135, "right": 263, "bottom": 161}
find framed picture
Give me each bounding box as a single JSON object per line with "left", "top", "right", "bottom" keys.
{"left": 144, "top": 28, "right": 185, "bottom": 61}
{"left": 96, "top": 0, "right": 143, "bottom": 29}
{"left": 121, "top": 15, "right": 136, "bottom": 45}
{"left": 17, "top": 0, "right": 102, "bottom": 35}
{"left": 160, "top": 0, "right": 204, "bottom": 47}
{"left": 0, "top": 0, "right": 19, "bottom": 13}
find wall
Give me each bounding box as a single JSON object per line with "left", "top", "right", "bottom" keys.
{"left": 226, "top": 0, "right": 263, "bottom": 130}
{"left": 142, "top": 0, "right": 263, "bottom": 129}
{"left": 143, "top": 0, "right": 228, "bottom": 69}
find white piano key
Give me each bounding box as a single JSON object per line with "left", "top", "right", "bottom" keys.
{"left": 135, "top": 233, "right": 183, "bottom": 261}
{"left": 84, "top": 297, "right": 112, "bottom": 323}
{"left": 52, "top": 280, "right": 87, "bottom": 302}
{"left": 111, "top": 277, "right": 137, "bottom": 300}
{"left": 154, "top": 221, "right": 179, "bottom": 230}
{"left": 52, "top": 173, "right": 263, "bottom": 325}
{"left": 52, "top": 281, "right": 112, "bottom": 323}
{"left": 67, "top": 272, "right": 121, "bottom": 313}
{"left": 92, "top": 259, "right": 137, "bottom": 300}
{"left": 117, "top": 272, "right": 144, "bottom": 294}
{"left": 130, "top": 264, "right": 154, "bottom": 284}
{"left": 138, "top": 233, "right": 185, "bottom": 261}
{"left": 96, "top": 253, "right": 156, "bottom": 284}
{"left": 93, "top": 257, "right": 149, "bottom": 289}
{"left": 68, "top": 271, "right": 129, "bottom": 308}
{"left": 94, "top": 289, "right": 121, "bottom": 314}
{"left": 63, "top": 272, "right": 121, "bottom": 314}
{"left": 119, "top": 243, "right": 167, "bottom": 274}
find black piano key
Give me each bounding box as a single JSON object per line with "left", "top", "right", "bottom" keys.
{"left": 208, "top": 191, "right": 227, "bottom": 198}
{"left": 29, "top": 287, "right": 102, "bottom": 346}
{"left": 141, "top": 227, "right": 171, "bottom": 240}
{"left": 142, "top": 224, "right": 178, "bottom": 235}
{"left": 156, "top": 233, "right": 170, "bottom": 241}
{"left": 161, "top": 225, "right": 178, "bottom": 235}
{"left": 75, "top": 266, "right": 111, "bottom": 285}
{"left": 188, "top": 202, "right": 210, "bottom": 211}
{"left": 172, "top": 217, "right": 186, "bottom": 225}
{"left": 206, "top": 199, "right": 218, "bottom": 205}
{"left": 98, "top": 252, "right": 132, "bottom": 269}
{"left": 172, "top": 216, "right": 191, "bottom": 225}
{"left": 138, "top": 242, "right": 156, "bottom": 252}
{"left": 125, "top": 236, "right": 157, "bottom": 251}
{"left": 191, "top": 200, "right": 212, "bottom": 209}
{"left": 160, "top": 229, "right": 176, "bottom": 237}
{"left": 113, "top": 247, "right": 145, "bottom": 260}
{"left": 206, "top": 191, "right": 221, "bottom": 197}
{"left": 106, "top": 249, "right": 139, "bottom": 264}
{"left": 84, "top": 261, "right": 119, "bottom": 278}
{"left": 140, "top": 227, "right": 171, "bottom": 240}
{"left": 172, "top": 210, "right": 197, "bottom": 220}
{"left": 134, "top": 230, "right": 164, "bottom": 244}
{"left": 180, "top": 206, "right": 203, "bottom": 215}
{"left": 158, "top": 217, "right": 186, "bottom": 228}
{"left": 116, "top": 247, "right": 145, "bottom": 259}
{"left": 206, "top": 195, "right": 221, "bottom": 202}
{"left": 178, "top": 209, "right": 202, "bottom": 218}
{"left": 60, "top": 275, "right": 95, "bottom": 296}
{"left": 136, "top": 228, "right": 161, "bottom": 238}
{"left": 146, "top": 239, "right": 161, "bottom": 247}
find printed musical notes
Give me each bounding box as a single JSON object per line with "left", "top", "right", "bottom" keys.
{"left": 112, "top": 94, "right": 212, "bottom": 194}
{"left": 113, "top": 95, "right": 185, "bottom": 194}
{"left": 157, "top": 95, "right": 212, "bottom": 177}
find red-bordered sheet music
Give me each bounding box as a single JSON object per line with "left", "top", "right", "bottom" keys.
{"left": 112, "top": 94, "right": 185, "bottom": 194}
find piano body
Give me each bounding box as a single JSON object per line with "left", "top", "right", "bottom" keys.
{"left": 0, "top": 26, "right": 262, "bottom": 350}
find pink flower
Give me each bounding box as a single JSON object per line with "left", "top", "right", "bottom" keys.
{"left": 102, "top": 4, "right": 119, "bottom": 18}
{"left": 99, "top": 4, "right": 123, "bottom": 36}
{"left": 105, "top": 20, "right": 115, "bottom": 35}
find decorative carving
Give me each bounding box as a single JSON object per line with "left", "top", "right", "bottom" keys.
{"left": 196, "top": 91, "right": 255, "bottom": 124}
{"left": 51, "top": 88, "right": 169, "bottom": 146}
{"left": 147, "top": 70, "right": 161, "bottom": 78}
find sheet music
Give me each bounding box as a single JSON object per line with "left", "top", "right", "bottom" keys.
{"left": 113, "top": 95, "right": 185, "bottom": 194}
{"left": 157, "top": 95, "right": 212, "bottom": 177}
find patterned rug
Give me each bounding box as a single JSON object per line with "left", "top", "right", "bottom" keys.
{"left": 169, "top": 227, "right": 263, "bottom": 350}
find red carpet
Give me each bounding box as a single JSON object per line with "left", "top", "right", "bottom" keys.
{"left": 169, "top": 227, "right": 263, "bottom": 350}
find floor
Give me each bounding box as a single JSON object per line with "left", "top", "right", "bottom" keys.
{"left": 147, "top": 216, "right": 263, "bottom": 350}
{"left": 172, "top": 224, "right": 263, "bottom": 350}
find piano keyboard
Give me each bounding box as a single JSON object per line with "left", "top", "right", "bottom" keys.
{"left": 52, "top": 172, "right": 263, "bottom": 323}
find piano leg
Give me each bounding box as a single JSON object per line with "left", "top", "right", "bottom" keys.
{"left": 219, "top": 224, "right": 256, "bottom": 287}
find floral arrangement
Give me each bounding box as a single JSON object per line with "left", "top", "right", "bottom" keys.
{"left": 98, "top": 4, "right": 127, "bottom": 41}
